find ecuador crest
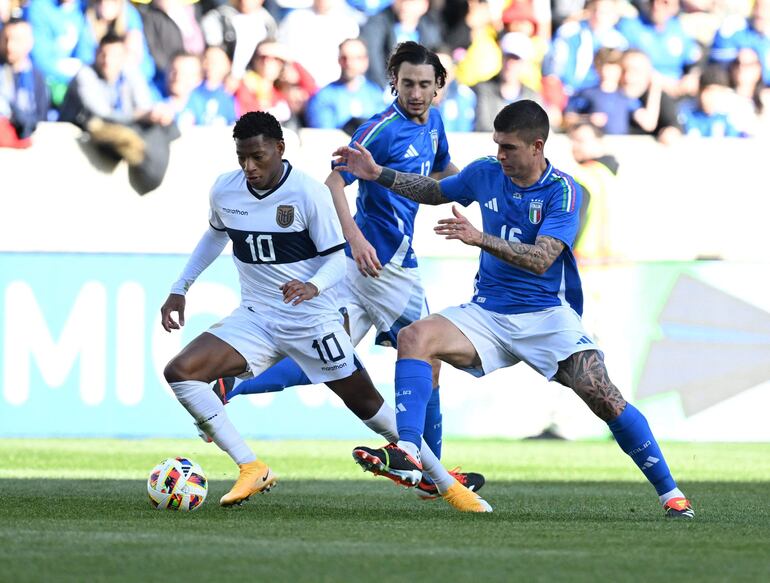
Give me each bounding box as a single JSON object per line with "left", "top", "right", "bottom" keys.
{"left": 276, "top": 205, "right": 295, "bottom": 228}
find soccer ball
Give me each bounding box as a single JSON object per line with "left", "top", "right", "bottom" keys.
{"left": 147, "top": 457, "right": 208, "bottom": 511}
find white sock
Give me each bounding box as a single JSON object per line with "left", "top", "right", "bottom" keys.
{"left": 363, "top": 402, "right": 453, "bottom": 494}
{"left": 418, "top": 440, "right": 454, "bottom": 494}
{"left": 659, "top": 487, "right": 685, "bottom": 505}
{"left": 170, "top": 380, "right": 256, "bottom": 465}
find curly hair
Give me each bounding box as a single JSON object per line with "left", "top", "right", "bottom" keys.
{"left": 232, "top": 111, "right": 284, "bottom": 141}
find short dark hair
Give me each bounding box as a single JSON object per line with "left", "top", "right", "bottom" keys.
{"left": 387, "top": 41, "right": 446, "bottom": 95}
{"left": 232, "top": 111, "right": 284, "bottom": 141}
{"left": 98, "top": 31, "right": 126, "bottom": 49}
{"left": 493, "top": 100, "right": 550, "bottom": 143}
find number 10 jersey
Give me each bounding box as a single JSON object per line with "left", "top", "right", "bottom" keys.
{"left": 208, "top": 162, "right": 346, "bottom": 319}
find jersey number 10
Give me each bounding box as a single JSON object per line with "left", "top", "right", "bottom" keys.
{"left": 245, "top": 234, "right": 276, "bottom": 262}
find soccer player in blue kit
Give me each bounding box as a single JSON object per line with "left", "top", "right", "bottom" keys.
{"left": 335, "top": 99, "right": 694, "bottom": 518}
{"left": 209, "top": 42, "right": 485, "bottom": 501}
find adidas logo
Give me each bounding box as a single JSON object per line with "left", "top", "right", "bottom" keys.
{"left": 396, "top": 403, "right": 407, "bottom": 413}
{"left": 640, "top": 456, "right": 660, "bottom": 470}
{"left": 403, "top": 144, "right": 419, "bottom": 158}
{"left": 576, "top": 335, "right": 593, "bottom": 345}
{"left": 484, "top": 198, "right": 499, "bottom": 212}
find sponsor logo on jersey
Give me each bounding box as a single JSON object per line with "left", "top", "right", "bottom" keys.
{"left": 528, "top": 200, "right": 543, "bottom": 224}
{"left": 276, "top": 205, "right": 295, "bottom": 228}
{"left": 430, "top": 129, "right": 438, "bottom": 153}
{"left": 512, "top": 192, "right": 522, "bottom": 199}
{"left": 222, "top": 207, "right": 248, "bottom": 215}
{"left": 403, "top": 144, "right": 419, "bottom": 158}
{"left": 484, "top": 198, "right": 499, "bottom": 212}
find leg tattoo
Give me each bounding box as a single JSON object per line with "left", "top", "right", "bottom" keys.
{"left": 555, "top": 350, "right": 626, "bottom": 422}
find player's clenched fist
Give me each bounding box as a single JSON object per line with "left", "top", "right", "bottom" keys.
{"left": 160, "top": 293, "right": 186, "bottom": 332}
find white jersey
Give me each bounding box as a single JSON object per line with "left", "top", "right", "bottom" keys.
{"left": 209, "top": 162, "right": 345, "bottom": 318}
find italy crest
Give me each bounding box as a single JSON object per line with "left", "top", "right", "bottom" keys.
{"left": 528, "top": 200, "right": 543, "bottom": 224}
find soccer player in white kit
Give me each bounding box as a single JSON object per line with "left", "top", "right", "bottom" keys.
{"left": 160, "top": 111, "right": 490, "bottom": 511}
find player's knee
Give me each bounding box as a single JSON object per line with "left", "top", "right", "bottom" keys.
{"left": 164, "top": 357, "right": 193, "bottom": 384}
{"left": 396, "top": 322, "right": 432, "bottom": 358}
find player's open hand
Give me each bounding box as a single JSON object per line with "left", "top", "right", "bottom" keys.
{"left": 434, "top": 205, "right": 483, "bottom": 247}
{"left": 280, "top": 279, "right": 319, "bottom": 306}
{"left": 331, "top": 141, "right": 381, "bottom": 181}
{"left": 160, "top": 293, "right": 186, "bottom": 332}
{"left": 349, "top": 232, "right": 381, "bottom": 277}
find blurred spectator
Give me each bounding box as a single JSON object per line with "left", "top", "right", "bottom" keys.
{"left": 200, "top": 0, "right": 277, "bottom": 82}
{"left": 75, "top": 0, "right": 157, "bottom": 90}
{"left": 563, "top": 47, "right": 637, "bottom": 134}
{"left": 474, "top": 32, "right": 542, "bottom": 131}
{"left": 305, "top": 37, "right": 384, "bottom": 131}
{"left": 344, "top": 0, "right": 393, "bottom": 18}
{"left": 0, "top": 0, "right": 24, "bottom": 23}
{"left": 359, "top": 0, "right": 442, "bottom": 88}
{"left": 453, "top": 0, "right": 502, "bottom": 87}
{"left": 434, "top": 48, "right": 476, "bottom": 131}
{"left": 617, "top": 0, "right": 702, "bottom": 98}
{"left": 275, "top": 58, "right": 317, "bottom": 131}
{"left": 542, "top": 0, "right": 628, "bottom": 97}
{"left": 680, "top": 64, "right": 743, "bottom": 136}
{"left": 727, "top": 47, "right": 770, "bottom": 136}
{"left": 710, "top": 0, "right": 770, "bottom": 86}
{"left": 134, "top": 1, "right": 205, "bottom": 93}
{"left": 567, "top": 120, "right": 619, "bottom": 264}
{"left": 620, "top": 48, "right": 682, "bottom": 143}
{"left": 500, "top": 0, "right": 548, "bottom": 91}
{"left": 234, "top": 38, "right": 290, "bottom": 120}
{"left": 25, "top": 0, "right": 86, "bottom": 108}
{"left": 184, "top": 44, "right": 236, "bottom": 125}
{"left": 59, "top": 32, "right": 180, "bottom": 195}
{"left": 0, "top": 18, "right": 50, "bottom": 148}
{"left": 277, "top": 0, "right": 359, "bottom": 88}
{"left": 162, "top": 51, "right": 203, "bottom": 129}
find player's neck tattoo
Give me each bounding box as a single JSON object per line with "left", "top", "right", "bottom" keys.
{"left": 375, "top": 167, "right": 446, "bottom": 205}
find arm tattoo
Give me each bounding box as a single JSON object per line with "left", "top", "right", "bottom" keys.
{"left": 478, "top": 234, "right": 565, "bottom": 275}
{"left": 375, "top": 168, "right": 448, "bottom": 205}
{"left": 555, "top": 350, "right": 626, "bottom": 421}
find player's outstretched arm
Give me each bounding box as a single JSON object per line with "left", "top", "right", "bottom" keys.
{"left": 435, "top": 206, "right": 564, "bottom": 275}
{"left": 332, "top": 141, "right": 450, "bottom": 206}
{"left": 325, "top": 171, "right": 381, "bottom": 278}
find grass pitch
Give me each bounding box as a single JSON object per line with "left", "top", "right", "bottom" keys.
{"left": 1, "top": 439, "right": 768, "bottom": 583}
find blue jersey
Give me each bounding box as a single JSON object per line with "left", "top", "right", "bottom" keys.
{"left": 338, "top": 100, "right": 451, "bottom": 267}
{"left": 440, "top": 158, "right": 584, "bottom": 315}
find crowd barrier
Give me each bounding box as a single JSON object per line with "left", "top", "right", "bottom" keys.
{"left": 1, "top": 124, "right": 768, "bottom": 441}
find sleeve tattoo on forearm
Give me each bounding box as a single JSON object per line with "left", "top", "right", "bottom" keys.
{"left": 479, "top": 234, "right": 565, "bottom": 274}
{"left": 376, "top": 168, "right": 447, "bottom": 205}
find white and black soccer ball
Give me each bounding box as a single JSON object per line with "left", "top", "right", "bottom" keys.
{"left": 147, "top": 457, "right": 208, "bottom": 511}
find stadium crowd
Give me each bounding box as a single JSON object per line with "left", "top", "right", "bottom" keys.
{"left": 1, "top": 0, "right": 769, "bottom": 152}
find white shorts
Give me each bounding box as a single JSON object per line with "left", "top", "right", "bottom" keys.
{"left": 438, "top": 302, "right": 602, "bottom": 380}
{"left": 206, "top": 305, "right": 362, "bottom": 384}
{"left": 336, "top": 241, "right": 428, "bottom": 348}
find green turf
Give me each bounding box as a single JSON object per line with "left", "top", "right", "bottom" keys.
{"left": 1, "top": 439, "right": 768, "bottom": 582}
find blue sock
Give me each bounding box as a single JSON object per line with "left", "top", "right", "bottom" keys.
{"left": 394, "top": 359, "right": 433, "bottom": 449}
{"left": 228, "top": 357, "right": 310, "bottom": 399}
{"left": 608, "top": 403, "right": 677, "bottom": 496}
{"left": 423, "top": 387, "right": 443, "bottom": 460}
